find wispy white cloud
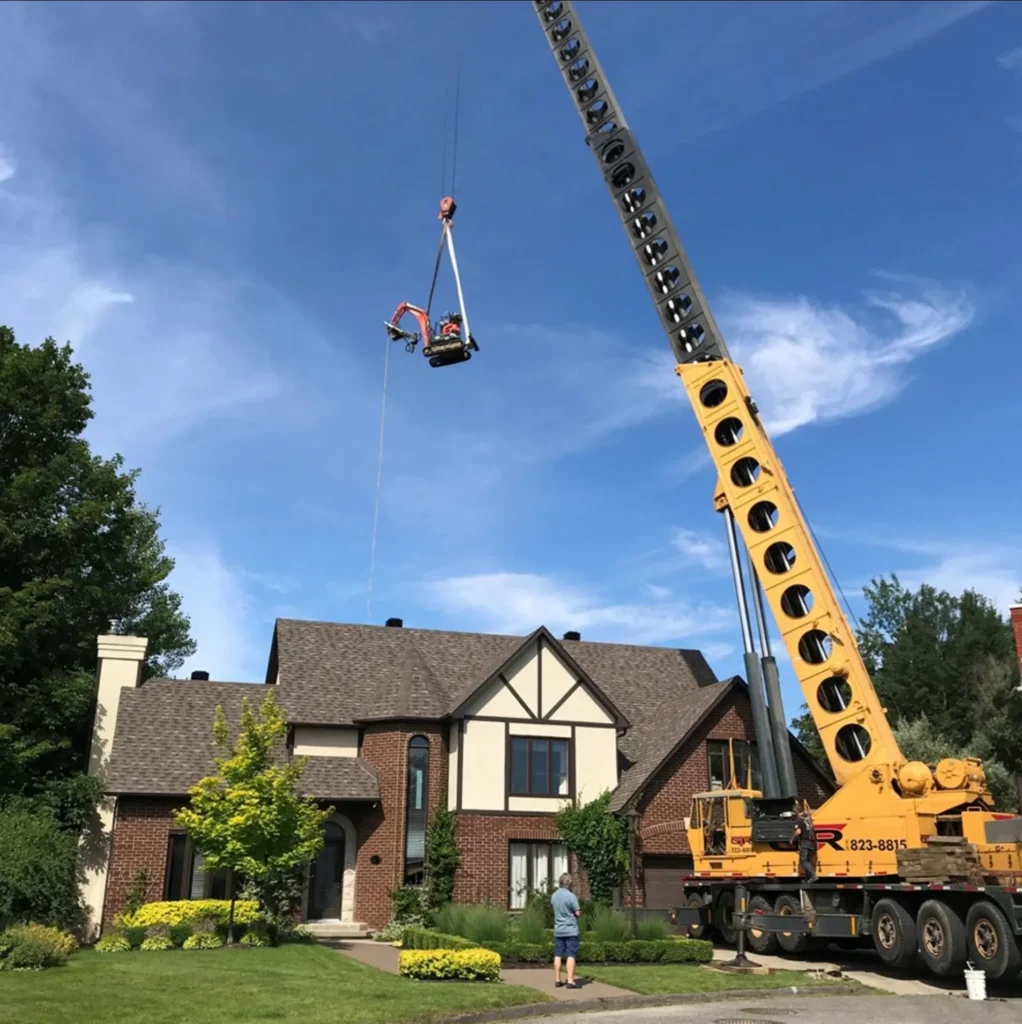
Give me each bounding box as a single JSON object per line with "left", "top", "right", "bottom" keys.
{"left": 720, "top": 275, "right": 974, "bottom": 436}
{"left": 420, "top": 571, "right": 734, "bottom": 646}
{"left": 0, "top": 144, "right": 15, "bottom": 184}
{"left": 169, "top": 544, "right": 267, "bottom": 683}
{"left": 671, "top": 528, "right": 729, "bottom": 573}
{"left": 997, "top": 46, "right": 1022, "bottom": 76}
{"left": 997, "top": 45, "right": 1022, "bottom": 132}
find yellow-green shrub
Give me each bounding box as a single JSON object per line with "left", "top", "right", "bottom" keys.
{"left": 117, "top": 900, "right": 259, "bottom": 928}
{"left": 398, "top": 948, "right": 501, "bottom": 982}
{"left": 140, "top": 936, "right": 174, "bottom": 952}
{"left": 95, "top": 935, "right": 131, "bottom": 953}
{"left": 182, "top": 932, "right": 224, "bottom": 950}
{"left": 0, "top": 924, "right": 76, "bottom": 970}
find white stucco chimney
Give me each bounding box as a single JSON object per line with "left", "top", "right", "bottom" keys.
{"left": 79, "top": 632, "right": 149, "bottom": 941}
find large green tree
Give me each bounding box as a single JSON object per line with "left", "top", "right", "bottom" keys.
{"left": 791, "top": 574, "right": 1022, "bottom": 805}
{"left": 0, "top": 326, "right": 195, "bottom": 829}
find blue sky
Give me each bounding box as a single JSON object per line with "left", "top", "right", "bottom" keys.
{"left": 1, "top": 0, "right": 1020, "bottom": 723}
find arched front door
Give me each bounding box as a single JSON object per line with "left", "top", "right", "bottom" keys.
{"left": 307, "top": 820, "right": 346, "bottom": 920}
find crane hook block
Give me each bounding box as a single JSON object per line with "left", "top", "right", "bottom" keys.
{"left": 439, "top": 196, "right": 456, "bottom": 222}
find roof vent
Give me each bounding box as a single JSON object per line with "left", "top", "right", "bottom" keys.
{"left": 190, "top": 670, "right": 210, "bottom": 681}
{"left": 563, "top": 630, "right": 581, "bottom": 642}
{"left": 385, "top": 617, "right": 403, "bottom": 628}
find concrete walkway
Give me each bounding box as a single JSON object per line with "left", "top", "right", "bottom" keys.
{"left": 709, "top": 944, "right": 965, "bottom": 997}
{"left": 328, "top": 939, "right": 632, "bottom": 1001}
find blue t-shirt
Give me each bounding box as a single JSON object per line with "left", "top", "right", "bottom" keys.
{"left": 551, "top": 886, "right": 580, "bottom": 937}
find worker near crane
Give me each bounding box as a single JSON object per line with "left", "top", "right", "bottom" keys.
{"left": 793, "top": 804, "right": 818, "bottom": 884}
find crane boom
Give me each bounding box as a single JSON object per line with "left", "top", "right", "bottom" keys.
{"left": 532, "top": 0, "right": 904, "bottom": 788}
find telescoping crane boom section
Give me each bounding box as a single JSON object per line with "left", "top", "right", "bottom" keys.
{"left": 532, "top": 0, "right": 909, "bottom": 793}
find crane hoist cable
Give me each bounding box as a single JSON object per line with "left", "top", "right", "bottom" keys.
{"left": 367, "top": 56, "right": 472, "bottom": 615}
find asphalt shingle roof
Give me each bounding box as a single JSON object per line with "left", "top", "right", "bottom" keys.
{"left": 106, "top": 618, "right": 735, "bottom": 803}
{"left": 104, "top": 679, "right": 380, "bottom": 800}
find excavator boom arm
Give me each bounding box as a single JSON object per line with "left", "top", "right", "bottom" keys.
{"left": 532, "top": 0, "right": 904, "bottom": 786}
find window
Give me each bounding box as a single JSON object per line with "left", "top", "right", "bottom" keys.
{"left": 164, "top": 834, "right": 232, "bottom": 901}
{"left": 509, "top": 841, "right": 569, "bottom": 909}
{"left": 707, "top": 739, "right": 761, "bottom": 791}
{"left": 509, "top": 736, "right": 569, "bottom": 797}
{"left": 404, "top": 736, "right": 430, "bottom": 884}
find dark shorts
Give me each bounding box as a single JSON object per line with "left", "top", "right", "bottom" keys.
{"left": 554, "top": 934, "right": 579, "bottom": 959}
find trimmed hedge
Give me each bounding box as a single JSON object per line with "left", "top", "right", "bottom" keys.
{"left": 400, "top": 927, "right": 712, "bottom": 965}
{"left": 399, "top": 948, "right": 501, "bottom": 981}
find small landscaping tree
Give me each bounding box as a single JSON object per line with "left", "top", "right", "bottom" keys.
{"left": 175, "top": 690, "right": 330, "bottom": 942}
{"left": 555, "top": 790, "right": 629, "bottom": 906}
{"left": 424, "top": 802, "right": 460, "bottom": 910}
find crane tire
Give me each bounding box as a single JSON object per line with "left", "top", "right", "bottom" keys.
{"left": 871, "top": 898, "right": 918, "bottom": 970}
{"left": 917, "top": 898, "right": 967, "bottom": 978}
{"left": 774, "top": 893, "right": 810, "bottom": 954}
{"left": 684, "top": 894, "right": 712, "bottom": 940}
{"left": 965, "top": 900, "right": 1022, "bottom": 982}
{"left": 746, "top": 895, "right": 779, "bottom": 954}
{"left": 714, "top": 889, "right": 738, "bottom": 946}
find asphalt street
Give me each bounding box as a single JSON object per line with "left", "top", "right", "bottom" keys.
{"left": 510, "top": 993, "right": 1021, "bottom": 1024}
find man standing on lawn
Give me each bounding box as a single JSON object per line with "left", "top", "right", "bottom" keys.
{"left": 550, "top": 872, "right": 582, "bottom": 989}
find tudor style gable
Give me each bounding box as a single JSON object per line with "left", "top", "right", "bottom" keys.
{"left": 447, "top": 628, "right": 627, "bottom": 815}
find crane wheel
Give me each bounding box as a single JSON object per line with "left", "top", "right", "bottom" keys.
{"left": 774, "top": 893, "right": 810, "bottom": 954}
{"left": 916, "top": 899, "right": 967, "bottom": 978}
{"left": 871, "top": 898, "right": 918, "bottom": 970}
{"left": 714, "top": 889, "right": 738, "bottom": 946}
{"left": 684, "top": 894, "right": 712, "bottom": 940}
{"left": 965, "top": 900, "right": 1022, "bottom": 982}
{"left": 746, "top": 895, "right": 778, "bottom": 954}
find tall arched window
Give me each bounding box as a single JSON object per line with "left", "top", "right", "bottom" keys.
{"left": 405, "top": 736, "right": 430, "bottom": 884}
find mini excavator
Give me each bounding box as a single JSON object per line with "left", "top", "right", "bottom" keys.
{"left": 383, "top": 196, "right": 479, "bottom": 368}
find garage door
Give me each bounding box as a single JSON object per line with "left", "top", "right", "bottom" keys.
{"left": 642, "top": 855, "right": 692, "bottom": 910}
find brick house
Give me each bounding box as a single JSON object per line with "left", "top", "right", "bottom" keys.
{"left": 80, "top": 617, "right": 832, "bottom": 938}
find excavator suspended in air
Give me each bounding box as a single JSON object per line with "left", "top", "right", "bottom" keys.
{"left": 389, "top": 0, "right": 1022, "bottom": 982}
{"left": 384, "top": 196, "right": 479, "bottom": 368}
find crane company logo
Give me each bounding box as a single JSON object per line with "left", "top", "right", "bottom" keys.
{"left": 766, "top": 823, "right": 847, "bottom": 853}
{"left": 811, "top": 823, "right": 847, "bottom": 851}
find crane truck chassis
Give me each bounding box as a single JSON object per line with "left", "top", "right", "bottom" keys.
{"left": 531, "top": 0, "right": 1022, "bottom": 983}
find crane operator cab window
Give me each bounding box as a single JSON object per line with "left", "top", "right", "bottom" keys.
{"left": 691, "top": 794, "right": 729, "bottom": 856}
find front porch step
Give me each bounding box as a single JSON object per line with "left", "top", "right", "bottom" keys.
{"left": 305, "top": 920, "right": 373, "bottom": 940}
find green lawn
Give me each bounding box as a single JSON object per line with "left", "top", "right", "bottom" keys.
{"left": 583, "top": 963, "right": 859, "bottom": 995}
{"left": 0, "top": 944, "right": 547, "bottom": 1024}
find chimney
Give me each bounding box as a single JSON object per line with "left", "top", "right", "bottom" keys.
{"left": 385, "top": 617, "right": 403, "bottom": 628}
{"left": 563, "top": 630, "right": 581, "bottom": 642}
{"left": 1011, "top": 605, "right": 1022, "bottom": 689}
{"left": 82, "top": 632, "right": 149, "bottom": 942}
{"left": 190, "top": 670, "right": 210, "bottom": 681}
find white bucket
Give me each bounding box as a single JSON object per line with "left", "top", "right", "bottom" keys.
{"left": 964, "top": 962, "right": 986, "bottom": 1001}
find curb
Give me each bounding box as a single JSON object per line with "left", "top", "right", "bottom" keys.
{"left": 436, "top": 980, "right": 868, "bottom": 1023}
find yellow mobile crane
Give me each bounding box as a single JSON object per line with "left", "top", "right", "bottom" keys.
{"left": 532, "top": 0, "right": 1022, "bottom": 983}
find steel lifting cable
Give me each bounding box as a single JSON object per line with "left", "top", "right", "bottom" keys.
{"left": 426, "top": 53, "right": 462, "bottom": 320}
{"left": 366, "top": 330, "right": 391, "bottom": 619}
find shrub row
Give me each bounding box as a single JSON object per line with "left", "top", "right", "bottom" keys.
{"left": 400, "top": 928, "right": 712, "bottom": 965}
{"left": 116, "top": 899, "right": 261, "bottom": 928}
{"left": 0, "top": 924, "right": 78, "bottom": 971}
{"left": 399, "top": 948, "right": 501, "bottom": 982}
